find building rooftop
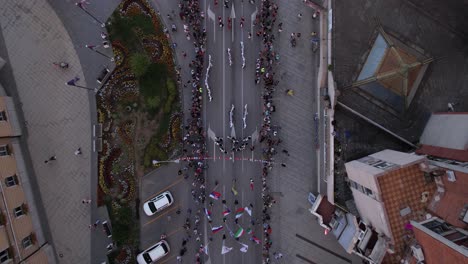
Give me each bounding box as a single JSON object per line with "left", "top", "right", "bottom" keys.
{"left": 377, "top": 164, "right": 437, "bottom": 263}
{"left": 411, "top": 219, "right": 468, "bottom": 264}
{"left": 428, "top": 170, "right": 468, "bottom": 229}
{"left": 354, "top": 29, "right": 431, "bottom": 112}
{"left": 316, "top": 195, "right": 335, "bottom": 226}
{"left": 417, "top": 113, "right": 468, "bottom": 162}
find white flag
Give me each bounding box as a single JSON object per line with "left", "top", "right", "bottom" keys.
{"left": 203, "top": 245, "right": 209, "bottom": 256}
{"left": 221, "top": 245, "right": 233, "bottom": 255}
{"left": 239, "top": 243, "right": 249, "bottom": 253}
{"left": 244, "top": 206, "right": 252, "bottom": 216}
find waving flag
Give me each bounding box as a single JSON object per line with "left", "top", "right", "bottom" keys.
{"left": 209, "top": 191, "right": 221, "bottom": 200}
{"left": 250, "top": 236, "right": 261, "bottom": 244}
{"left": 244, "top": 206, "right": 252, "bottom": 216}
{"left": 221, "top": 245, "right": 233, "bottom": 255}
{"left": 204, "top": 208, "right": 212, "bottom": 221}
{"left": 212, "top": 225, "right": 224, "bottom": 234}
{"left": 239, "top": 243, "right": 249, "bottom": 253}
{"left": 235, "top": 207, "right": 245, "bottom": 219}
{"left": 231, "top": 186, "right": 238, "bottom": 196}
{"left": 234, "top": 227, "right": 244, "bottom": 238}
{"left": 202, "top": 244, "right": 209, "bottom": 255}
{"left": 222, "top": 208, "right": 231, "bottom": 217}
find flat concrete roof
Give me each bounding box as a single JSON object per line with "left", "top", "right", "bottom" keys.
{"left": 420, "top": 113, "right": 468, "bottom": 150}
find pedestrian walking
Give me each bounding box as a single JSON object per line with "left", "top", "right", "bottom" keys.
{"left": 281, "top": 163, "right": 286, "bottom": 167}
{"left": 82, "top": 199, "right": 91, "bottom": 204}
{"left": 282, "top": 149, "right": 290, "bottom": 156}
{"left": 75, "top": 148, "right": 82, "bottom": 155}
{"left": 250, "top": 178, "right": 254, "bottom": 191}
{"left": 297, "top": 13, "right": 303, "bottom": 19}
{"left": 182, "top": 51, "right": 187, "bottom": 58}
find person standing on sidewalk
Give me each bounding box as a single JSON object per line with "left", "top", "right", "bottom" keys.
{"left": 44, "top": 155, "right": 57, "bottom": 164}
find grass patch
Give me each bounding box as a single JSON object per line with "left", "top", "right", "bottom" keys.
{"left": 139, "top": 63, "right": 169, "bottom": 117}
{"left": 108, "top": 13, "right": 155, "bottom": 51}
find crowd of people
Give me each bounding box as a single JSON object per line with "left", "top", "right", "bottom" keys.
{"left": 177, "top": 0, "right": 208, "bottom": 262}
{"left": 255, "top": 0, "right": 281, "bottom": 262}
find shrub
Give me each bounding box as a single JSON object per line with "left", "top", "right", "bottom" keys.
{"left": 130, "top": 53, "right": 150, "bottom": 77}
{"left": 163, "top": 79, "right": 177, "bottom": 113}
{"left": 112, "top": 206, "right": 134, "bottom": 246}
{"left": 146, "top": 96, "right": 161, "bottom": 112}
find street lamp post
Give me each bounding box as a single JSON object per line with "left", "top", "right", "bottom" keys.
{"left": 66, "top": 77, "right": 96, "bottom": 92}
{"left": 152, "top": 159, "right": 180, "bottom": 166}
{"left": 75, "top": 3, "right": 106, "bottom": 27}
{"left": 85, "top": 45, "right": 114, "bottom": 61}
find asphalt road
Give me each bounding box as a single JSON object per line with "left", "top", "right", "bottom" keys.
{"left": 201, "top": 1, "right": 264, "bottom": 263}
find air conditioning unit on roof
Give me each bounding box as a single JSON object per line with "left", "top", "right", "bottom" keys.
{"left": 447, "top": 170, "right": 456, "bottom": 182}
{"left": 411, "top": 245, "right": 425, "bottom": 262}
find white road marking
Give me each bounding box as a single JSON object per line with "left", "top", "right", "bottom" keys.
{"left": 207, "top": 5, "right": 216, "bottom": 42}
{"left": 250, "top": 7, "right": 257, "bottom": 40}
{"left": 231, "top": 4, "right": 236, "bottom": 42}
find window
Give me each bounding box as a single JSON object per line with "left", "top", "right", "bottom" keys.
{"left": 0, "top": 111, "right": 6, "bottom": 122}
{"left": 364, "top": 187, "right": 373, "bottom": 196}
{"left": 13, "top": 206, "right": 24, "bottom": 218}
{"left": 0, "top": 146, "right": 8, "bottom": 156}
{"left": 22, "top": 235, "right": 33, "bottom": 248}
{"left": 358, "top": 156, "right": 381, "bottom": 166}
{"left": 5, "top": 175, "right": 18, "bottom": 187}
{"left": 0, "top": 248, "right": 10, "bottom": 263}
{"left": 374, "top": 161, "right": 395, "bottom": 170}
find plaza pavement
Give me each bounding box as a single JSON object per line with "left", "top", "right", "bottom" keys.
{"left": 0, "top": 0, "right": 119, "bottom": 263}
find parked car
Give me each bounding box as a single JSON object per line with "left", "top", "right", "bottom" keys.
{"left": 96, "top": 67, "right": 111, "bottom": 84}
{"left": 102, "top": 220, "right": 112, "bottom": 238}
{"left": 143, "top": 191, "right": 174, "bottom": 216}
{"left": 137, "top": 240, "right": 170, "bottom": 264}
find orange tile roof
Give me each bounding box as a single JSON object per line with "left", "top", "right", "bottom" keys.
{"left": 416, "top": 145, "right": 468, "bottom": 162}
{"left": 377, "top": 164, "right": 437, "bottom": 263}
{"left": 428, "top": 171, "right": 468, "bottom": 229}
{"left": 316, "top": 195, "right": 335, "bottom": 225}
{"left": 412, "top": 224, "right": 467, "bottom": 264}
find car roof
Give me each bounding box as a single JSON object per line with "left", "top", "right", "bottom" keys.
{"left": 148, "top": 241, "right": 169, "bottom": 260}
{"left": 152, "top": 194, "right": 170, "bottom": 209}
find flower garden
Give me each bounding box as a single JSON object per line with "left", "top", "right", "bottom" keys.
{"left": 96, "top": 0, "right": 182, "bottom": 262}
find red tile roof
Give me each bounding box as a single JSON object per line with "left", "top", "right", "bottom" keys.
{"left": 316, "top": 195, "right": 335, "bottom": 225}
{"left": 377, "top": 164, "right": 437, "bottom": 263}
{"left": 413, "top": 224, "right": 467, "bottom": 264}
{"left": 428, "top": 171, "right": 468, "bottom": 229}
{"left": 416, "top": 144, "right": 468, "bottom": 162}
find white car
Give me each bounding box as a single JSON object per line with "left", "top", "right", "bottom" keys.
{"left": 137, "top": 240, "right": 170, "bottom": 264}
{"left": 143, "top": 191, "right": 174, "bottom": 216}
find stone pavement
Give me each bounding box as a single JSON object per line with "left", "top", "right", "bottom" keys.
{"left": 0, "top": 1, "right": 93, "bottom": 263}
{"left": 266, "top": 0, "right": 362, "bottom": 263}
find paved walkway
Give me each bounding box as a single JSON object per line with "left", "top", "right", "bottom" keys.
{"left": 0, "top": 1, "right": 92, "bottom": 263}
{"left": 267, "top": 0, "right": 361, "bottom": 263}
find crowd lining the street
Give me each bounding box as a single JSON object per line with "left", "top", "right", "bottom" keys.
{"left": 168, "top": 0, "right": 282, "bottom": 263}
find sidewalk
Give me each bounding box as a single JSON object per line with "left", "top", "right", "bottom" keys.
{"left": 0, "top": 1, "right": 92, "bottom": 263}
{"left": 267, "top": 0, "right": 361, "bottom": 263}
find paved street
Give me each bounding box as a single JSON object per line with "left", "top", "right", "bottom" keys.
{"left": 201, "top": 1, "right": 263, "bottom": 263}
